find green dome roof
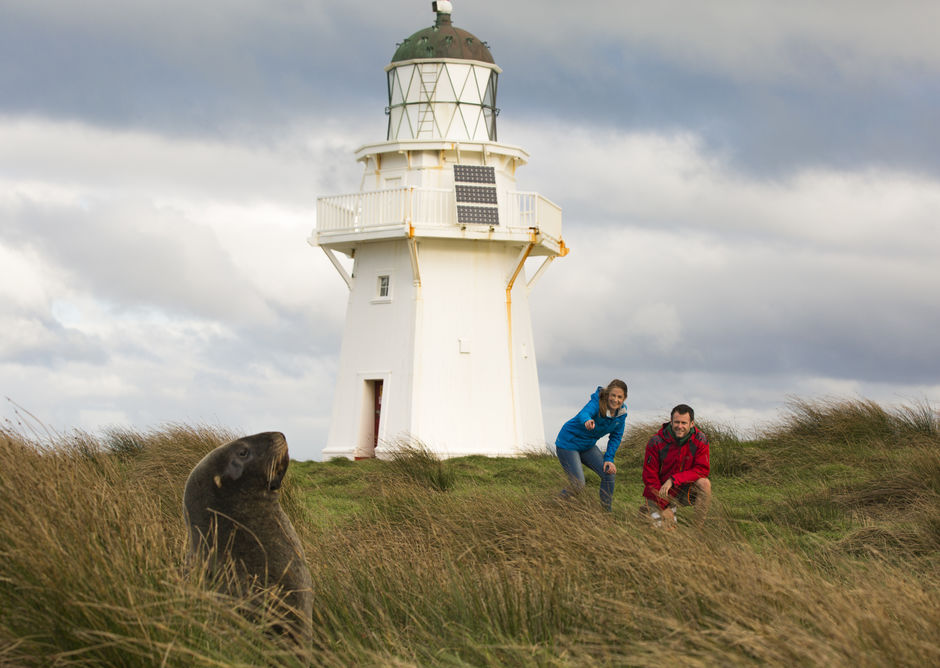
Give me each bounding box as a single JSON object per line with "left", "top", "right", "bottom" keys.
{"left": 391, "top": 5, "right": 494, "bottom": 64}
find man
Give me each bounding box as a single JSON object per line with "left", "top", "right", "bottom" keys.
{"left": 642, "top": 404, "right": 711, "bottom": 528}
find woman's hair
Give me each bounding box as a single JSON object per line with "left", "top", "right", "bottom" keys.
{"left": 598, "top": 379, "right": 628, "bottom": 409}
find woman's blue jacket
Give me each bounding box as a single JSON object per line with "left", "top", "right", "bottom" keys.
{"left": 554, "top": 387, "right": 628, "bottom": 463}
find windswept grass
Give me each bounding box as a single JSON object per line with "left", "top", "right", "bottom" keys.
{"left": 1, "top": 397, "right": 938, "bottom": 666}
{"left": 0, "top": 426, "right": 306, "bottom": 666}
{"left": 384, "top": 440, "right": 458, "bottom": 492}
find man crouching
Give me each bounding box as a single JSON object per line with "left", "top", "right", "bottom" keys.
{"left": 642, "top": 404, "right": 712, "bottom": 528}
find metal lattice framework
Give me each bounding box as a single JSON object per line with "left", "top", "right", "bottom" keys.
{"left": 386, "top": 60, "right": 498, "bottom": 142}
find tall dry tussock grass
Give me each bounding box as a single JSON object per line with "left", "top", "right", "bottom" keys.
{"left": 307, "top": 483, "right": 938, "bottom": 666}
{"left": 1, "top": 397, "right": 938, "bottom": 666}
{"left": 0, "top": 425, "right": 308, "bottom": 666}
{"left": 772, "top": 397, "right": 938, "bottom": 453}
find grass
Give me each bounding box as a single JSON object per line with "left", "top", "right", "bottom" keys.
{"left": 1, "top": 398, "right": 938, "bottom": 666}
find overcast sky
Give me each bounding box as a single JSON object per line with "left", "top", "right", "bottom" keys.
{"left": 2, "top": 1, "right": 938, "bottom": 460}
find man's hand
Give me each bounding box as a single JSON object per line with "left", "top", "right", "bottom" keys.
{"left": 584, "top": 419, "right": 595, "bottom": 430}
{"left": 658, "top": 477, "right": 673, "bottom": 499}
{"left": 603, "top": 461, "right": 617, "bottom": 475}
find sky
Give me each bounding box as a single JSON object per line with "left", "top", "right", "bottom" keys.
{"left": 1, "top": 0, "right": 938, "bottom": 460}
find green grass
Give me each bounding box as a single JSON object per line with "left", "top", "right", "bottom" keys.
{"left": 1, "top": 398, "right": 938, "bottom": 666}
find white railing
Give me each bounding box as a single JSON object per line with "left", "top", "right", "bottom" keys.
{"left": 505, "top": 191, "right": 562, "bottom": 241}
{"left": 316, "top": 187, "right": 562, "bottom": 241}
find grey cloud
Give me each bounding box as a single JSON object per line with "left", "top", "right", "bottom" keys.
{"left": 4, "top": 1, "right": 937, "bottom": 178}
{"left": 0, "top": 1, "right": 392, "bottom": 138}
{"left": 202, "top": 309, "right": 343, "bottom": 379}
{"left": 531, "top": 219, "right": 940, "bottom": 394}
{"left": 0, "top": 303, "right": 109, "bottom": 368}
{"left": 2, "top": 200, "right": 275, "bottom": 324}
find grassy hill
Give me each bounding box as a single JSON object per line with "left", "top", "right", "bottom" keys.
{"left": 1, "top": 398, "right": 937, "bottom": 666}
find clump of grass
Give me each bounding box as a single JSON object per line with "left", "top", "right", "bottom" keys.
{"left": 617, "top": 419, "right": 661, "bottom": 469}
{"left": 773, "top": 396, "right": 939, "bottom": 452}
{"left": 384, "top": 439, "right": 457, "bottom": 492}
{"left": 894, "top": 398, "right": 940, "bottom": 437}
{"left": 123, "top": 423, "right": 239, "bottom": 521}
{"left": 779, "top": 396, "right": 887, "bottom": 443}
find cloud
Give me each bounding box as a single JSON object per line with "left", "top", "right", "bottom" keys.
{"left": 471, "top": 0, "right": 940, "bottom": 82}
{"left": 523, "top": 120, "right": 940, "bottom": 438}
{"left": 0, "top": 117, "right": 361, "bottom": 204}
{"left": 509, "top": 121, "right": 940, "bottom": 256}
{"left": 4, "top": 2, "right": 936, "bottom": 176}
{"left": 0, "top": 115, "right": 352, "bottom": 459}
{"left": 1, "top": 2, "right": 936, "bottom": 459}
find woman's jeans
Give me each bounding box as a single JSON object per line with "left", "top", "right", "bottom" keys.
{"left": 556, "top": 446, "right": 615, "bottom": 511}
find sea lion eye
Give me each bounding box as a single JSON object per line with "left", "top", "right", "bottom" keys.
{"left": 238, "top": 447, "right": 250, "bottom": 458}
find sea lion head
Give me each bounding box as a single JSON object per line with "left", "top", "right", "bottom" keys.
{"left": 213, "top": 431, "right": 289, "bottom": 493}
{"left": 185, "top": 431, "right": 290, "bottom": 511}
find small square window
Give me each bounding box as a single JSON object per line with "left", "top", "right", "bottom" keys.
{"left": 377, "top": 275, "right": 390, "bottom": 298}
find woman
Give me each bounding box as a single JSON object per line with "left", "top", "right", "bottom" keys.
{"left": 555, "top": 379, "right": 628, "bottom": 511}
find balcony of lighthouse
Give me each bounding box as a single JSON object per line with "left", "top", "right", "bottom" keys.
{"left": 313, "top": 186, "right": 563, "bottom": 257}
{"left": 312, "top": 142, "right": 565, "bottom": 258}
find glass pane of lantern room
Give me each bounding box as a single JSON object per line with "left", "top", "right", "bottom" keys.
{"left": 474, "top": 67, "right": 493, "bottom": 105}
{"left": 435, "top": 102, "right": 458, "bottom": 139}
{"left": 403, "top": 106, "right": 417, "bottom": 140}
{"left": 387, "top": 106, "right": 403, "bottom": 140}
{"left": 419, "top": 62, "right": 439, "bottom": 100}
{"left": 446, "top": 64, "right": 476, "bottom": 103}
{"left": 388, "top": 69, "right": 405, "bottom": 106}
{"left": 460, "top": 106, "right": 484, "bottom": 142}
{"left": 483, "top": 107, "right": 496, "bottom": 141}
{"left": 404, "top": 65, "right": 424, "bottom": 102}
{"left": 483, "top": 73, "right": 498, "bottom": 108}
{"left": 435, "top": 65, "right": 457, "bottom": 103}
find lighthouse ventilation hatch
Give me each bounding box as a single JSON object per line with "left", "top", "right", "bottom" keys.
{"left": 310, "top": 1, "right": 567, "bottom": 460}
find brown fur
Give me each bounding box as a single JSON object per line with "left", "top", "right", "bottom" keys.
{"left": 183, "top": 432, "right": 313, "bottom": 646}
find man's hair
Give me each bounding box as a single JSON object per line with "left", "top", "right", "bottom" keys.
{"left": 671, "top": 404, "right": 694, "bottom": 421}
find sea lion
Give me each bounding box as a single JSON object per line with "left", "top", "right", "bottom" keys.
{"left": 183, "top": 431, "right": 313, "bottom": 646}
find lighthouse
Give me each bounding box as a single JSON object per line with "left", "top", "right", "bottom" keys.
{"left": 310, "top": 1, "right": 566, "bottom": 459}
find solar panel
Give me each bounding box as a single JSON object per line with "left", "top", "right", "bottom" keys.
{"left": 453, "top": 165, "right": 496, "bottom": 184}
{"left": 454, "top": 165, "right": 499, "bottom": 225}
{"left": 455, "top": 184, "right": 498, "bottom": 204}
{"left": 457, "top": 205, "right": 501, "bottom": 225}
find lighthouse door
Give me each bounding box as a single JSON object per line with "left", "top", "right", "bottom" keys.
{"left": 356, "top": 378, "right": 384, "bottom": 459}
{"left": 372, "top": 380, "right": 383, "bottom": 450}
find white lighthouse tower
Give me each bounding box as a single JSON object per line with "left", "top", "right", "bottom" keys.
{"left": 311, "top": 1, "right": 566, "bottom": 459}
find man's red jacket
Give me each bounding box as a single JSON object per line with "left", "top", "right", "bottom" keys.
{"left": 642, "top": 423, "right": 710, "bottom": 509}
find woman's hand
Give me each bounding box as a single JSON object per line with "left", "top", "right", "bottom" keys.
{"left": 584, "top": 419, "right": 595, "bottom": 430}
{"left": 603, "top": 461, "right": 617, "bottom": 475}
